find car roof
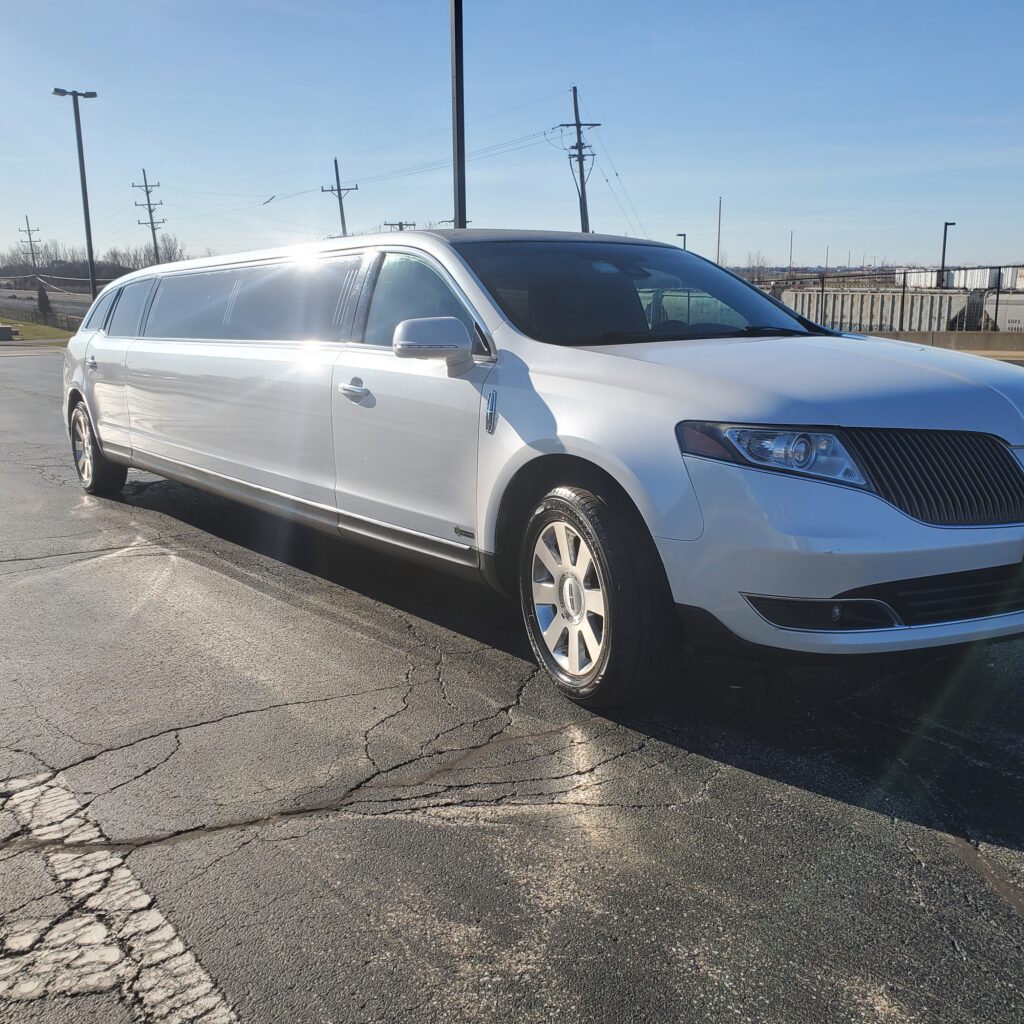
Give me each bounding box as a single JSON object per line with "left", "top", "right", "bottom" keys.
{"left": 97, "top": 228, "right": 675, "bottom": 295}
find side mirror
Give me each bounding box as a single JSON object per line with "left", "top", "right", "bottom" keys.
{"left": 393, "top": 317, "right": 474, "bottom": 373}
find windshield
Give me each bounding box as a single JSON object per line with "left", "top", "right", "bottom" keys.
{"left": 453, "top": 240, "right": 816, "bottom": 346}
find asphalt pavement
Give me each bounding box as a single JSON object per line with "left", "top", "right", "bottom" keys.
{"left": 1, "top": 348, "right": 1022, "bottom": 1023}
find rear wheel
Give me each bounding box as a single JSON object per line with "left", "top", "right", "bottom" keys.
{"left": 70, "top": 401, "right": 127, "bottom": 496}
{"left": 519, "top": 485, "right": 680, "bottom": 707}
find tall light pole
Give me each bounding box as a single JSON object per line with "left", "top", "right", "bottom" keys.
{"left": 939, "top": 220, "right": 956, "bottom": 288}
{"left": 676, "top": 232, "right": 686, "bottom": 250}
{"left": 450, "top": 0, "right": 467, "bottom": 229}
{"left": 715, "top": 196, "right": 722, "bottom": 264}
{"left": 53, "top": 88, "right": 98, "bottom": 298}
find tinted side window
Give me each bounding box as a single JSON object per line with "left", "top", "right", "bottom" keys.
{"left": 82, "top": 290, "right": 116, "bottom": 331}
{"left": 107, "top": 280, "right": 154, "bottom": 337}
{"left": 363, "top": 253, "right": 475, "bottom": 347}
{"left": 144, "top": 258, "right": 361, "bottom": 341}
{"left": 144, "top": 271, "right": 239, "bottom": 339}
{"left": 227, "top": 257, "right": 361, "bottom": 341}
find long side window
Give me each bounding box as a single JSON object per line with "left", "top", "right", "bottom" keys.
{"left": 144, "top": 271, "right": 239, "bottom": 339}
{"left": 143, "top": 257, "right": 362, "bottom": 341}
{"left": 363, "top": 253, "right": 477, "bottom": 347}
{"left": 227, "top": 257, "right": 362, "bottom": 341}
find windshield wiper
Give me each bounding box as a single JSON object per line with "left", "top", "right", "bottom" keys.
{"left": 589, "top": 330, "right": 656, "bottom": 345}
{"left": 737, "top": 324, "right": 814, "bottom": 336}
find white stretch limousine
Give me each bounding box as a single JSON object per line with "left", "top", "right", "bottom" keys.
{"left": 65, "top": 230, "right": 1024, "bottom": 706}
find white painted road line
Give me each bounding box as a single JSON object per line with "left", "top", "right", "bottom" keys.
{"left": 0, "top": 774, "right": 238, "bottom": 1022}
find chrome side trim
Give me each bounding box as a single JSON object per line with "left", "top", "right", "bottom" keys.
{"left": 102, "top": 439, "right": 133, "bottom": 462}
{"left": 485, "top": 389, "right": 498, "bottom": 434}
{"left": 126, "top": 448, "right": 479, "bottom": 570}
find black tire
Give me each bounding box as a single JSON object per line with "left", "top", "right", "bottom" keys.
{"left": 70, "top": 401, "right": 127, "bottom": 497}
{"left": 519, "top": 485, "right": 680, "bottom": 708}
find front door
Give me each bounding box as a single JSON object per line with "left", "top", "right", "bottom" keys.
{"left": 332, "top": 251, "right": 493, "bottom": 546}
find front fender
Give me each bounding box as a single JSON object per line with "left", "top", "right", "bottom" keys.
{"left": 477, "top": 354, "right": 704, "bottom": 552}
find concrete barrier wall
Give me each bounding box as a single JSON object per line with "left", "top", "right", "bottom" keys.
{"left": 870, "top": 331, "right": 1024, "bottom": 352}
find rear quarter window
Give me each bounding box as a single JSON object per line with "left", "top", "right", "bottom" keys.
{"left": 107, "top": 280, "right": 154, "bottom": 337}
{"left": 81, "top": 289, "right": 117, "bottom": 331}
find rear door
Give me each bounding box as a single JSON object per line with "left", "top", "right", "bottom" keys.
{"left": 331, "top": 250, "right": 493, "bottom": 546}
{"left": 85, "top": 279, "right": 153, "bottom": 454}
{"left": 127, "top": 255, "right": 364, "bottom": 509}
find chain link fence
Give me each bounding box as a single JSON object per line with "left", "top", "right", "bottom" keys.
{"left": 0, "top": 303, "right": 83, "bottom": 332}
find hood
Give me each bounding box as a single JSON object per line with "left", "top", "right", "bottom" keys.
{"left": 581, "top": 333, "right": 1024, "bottom": 443}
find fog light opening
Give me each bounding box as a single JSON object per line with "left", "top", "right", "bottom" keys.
{"left": 744, "top": 595, "right": 900, "bottom": 631}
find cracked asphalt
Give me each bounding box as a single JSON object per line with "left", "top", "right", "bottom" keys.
{"left": 1, "top": 347, "right": 1023, "bottom": 1023}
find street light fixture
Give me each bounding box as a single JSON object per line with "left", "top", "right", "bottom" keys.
{"left": 52, "top": 87, "right": 99, "bottom": 298}
{"left": 939, "top": 220, "right": 956, "bottom": 289}
{"left": 676, "top": 232, "right": 687, "bottom": 250}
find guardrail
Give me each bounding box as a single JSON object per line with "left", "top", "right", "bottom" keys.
{"left": 0, "top": 304, "right": 82, "bottom": 333}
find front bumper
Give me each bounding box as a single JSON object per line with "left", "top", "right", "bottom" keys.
{"left": 657, "top": 457, "right": 1024, "bottom": 655}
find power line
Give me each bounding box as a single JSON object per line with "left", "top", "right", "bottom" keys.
{"left": 556, "top": 86, "right": 599, "bottom": 233}
{"left": 592, "top": 156, "right": 639, "bottom": 236}
{"left": 321, "top": 157, "right": 358, "bottom": 237}
{"left": 578, "top": 95, "right": 647, "bottom": 237}
{"left": 132, "top": 168, "right": 166, "bottom": 264}
{"left": 19, "top": 216, "right": 40, "bottom": 268}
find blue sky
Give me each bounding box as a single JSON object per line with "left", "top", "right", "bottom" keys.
{"left": 3, "top": 0, "right": 1023, "bottom": 266}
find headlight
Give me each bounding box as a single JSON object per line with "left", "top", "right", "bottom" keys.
{"left": 677, "top": 422, "right": 869, "bottom": 488}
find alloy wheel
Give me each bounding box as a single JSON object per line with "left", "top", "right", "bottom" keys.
{"left": 72, "top": 408, "right": 93, "bottom": 487}
{"left": 530, "top": 519, "right": 607, "bottom": 679}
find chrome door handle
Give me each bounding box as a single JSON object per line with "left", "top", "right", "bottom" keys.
{"left": 340, "top": 381, "right": 369, "bottom": 399}
{"left": 85, "top": 356, "right": 97, "bottom": 370}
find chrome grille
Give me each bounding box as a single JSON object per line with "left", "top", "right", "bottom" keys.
{"left": 842, "top": 428, "right": 1024, "bottom": 526}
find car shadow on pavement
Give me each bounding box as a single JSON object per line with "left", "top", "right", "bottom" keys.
{"left": 617, "top": 647, "right": 1024, "bottom": 863}
{"left": 120, "top": 475, "right": 531, "bottom": 658}
{"left": 120, "top": 476, "right": 1024, "bottom": 864}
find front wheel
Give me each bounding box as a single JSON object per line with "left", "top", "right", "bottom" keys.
{"left": 70, "top": 402, "right": 127, "bottom": 497}
{"left": 519, "top": 485, "right": 679, "bottom": 707}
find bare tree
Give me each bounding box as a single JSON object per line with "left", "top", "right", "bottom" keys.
{"left": 157, "top": 233, "right": 186, "bottom": 264}
{"left": 745, "top": 251, "right": 771, "bottom": 284}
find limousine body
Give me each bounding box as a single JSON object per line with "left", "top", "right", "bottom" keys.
{"left": 64, "top": 229, "right": 1024, "bottom": 706}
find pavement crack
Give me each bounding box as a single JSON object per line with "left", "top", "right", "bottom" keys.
{"left": 0, "top": 682, "right": 408, "bottom": 826}
{"left": 0, "top": 542, "right": 158, "bottom": 567}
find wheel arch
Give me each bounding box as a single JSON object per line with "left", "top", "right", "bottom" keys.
{"left": 488, "top": 452, "right": 655, "bottom": 596}
{"left": 65, "top": 388, "right": 105, "bottom": 455}
{"left": 66, "top": 387, "right": 85, "bottom": 428}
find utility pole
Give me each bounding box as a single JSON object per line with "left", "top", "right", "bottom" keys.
{"left": 557, "top": 86, "right": 600, "bottom": 233}
{"left": 788, "top": 230, "right": 793, "bottom": 277}
{"left": 675, "top": 232, "right": 686, "bottom": 250}
{"left": 715, "top": 196, "right": 722, "bottom": 263}
{"left": 52, "top": 88, "right": 98, "bottom": 298}
{"left": 132, "top": 168, "right": 166, "bottom": 264}
{"left": 384, "top": 221, "right": 416, "bottom": 232}
{"left": 321, "top": 157, "right": 358, "bottom": 237}
{"left": 19, "top": 216, "right": 40, "bottom": 268}
{"left": 450, "top": 0, "right": 467, "bottom": 228}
